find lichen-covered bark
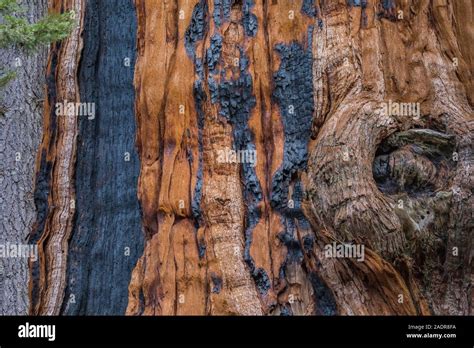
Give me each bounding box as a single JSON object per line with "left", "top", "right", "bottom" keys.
{"left": 0, "top": 0, "right": 48, "bottom": 315}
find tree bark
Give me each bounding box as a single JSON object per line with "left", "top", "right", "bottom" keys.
{"left": 0, "top": 0, "right": 48, "bottom": 315}
{"left": 24, "top": 0, "right": 472, "bottom": 316}
{"left": 303, "top": 0, "right": 473, "bottom": 315}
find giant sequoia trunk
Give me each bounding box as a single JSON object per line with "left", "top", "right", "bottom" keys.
{"left": 15, "top": 0, "right": 474, "bottom": 315}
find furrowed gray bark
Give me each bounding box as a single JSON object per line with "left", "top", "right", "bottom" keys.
{"left": 0, "top": 0, "right": 48, "bottom": 315}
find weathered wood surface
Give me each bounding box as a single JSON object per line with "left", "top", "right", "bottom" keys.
{"left": 5, "top": 0, "right": 471, "bottom": 315}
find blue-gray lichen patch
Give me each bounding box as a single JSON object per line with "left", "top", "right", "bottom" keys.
{"left": 270, "top": 29, "right": 330, "bottom": 312}
{"left": 377, "top": 0, "right": 396, "bottom": 20}
{"left": 271, "top": 41, "right": 314, "bottom": 210}
{"left": 309, "top": 273, "right": 338, "bottom": 315}
{"left": 301, "top": 0, "right": 317, "bottom": 17}
{"left": 185, "top": 0, "right": 208, "bottom": 58}
{"left": 206, "top": 34, "right": 223, "bottom": 73}
{"left": 184, "top": 1, "right": 209, "bottom": 228}
{"left": 213, "top": 50, "right": 269, "bottom": 295}
{"left": 243, "top": 0, "right": 258, "bottom": 37}
{"left": 63, "top": 0, "right": 143, "bottom": 315}
{"left": 213, "top": 0, "right": 232, "bottom": 27}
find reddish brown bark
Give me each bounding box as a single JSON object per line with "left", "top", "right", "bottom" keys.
{"left": 27, "top": 0, "right": 472, "bottom": 316}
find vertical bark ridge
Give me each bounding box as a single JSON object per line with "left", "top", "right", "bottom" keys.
{"left": 60, "top": 0, "right": 144, "bottom": 315}
{"left": 128, "top": 0, "right": 339, "bottom": 316}
{"left": 128, "top": 0, "right": 208, "bottom": 315}
{"left": 29, "top": 0, "right": 85, "bottom": 315}
{"left": 29, "top": 0, "right": 144, "bottom": 315}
